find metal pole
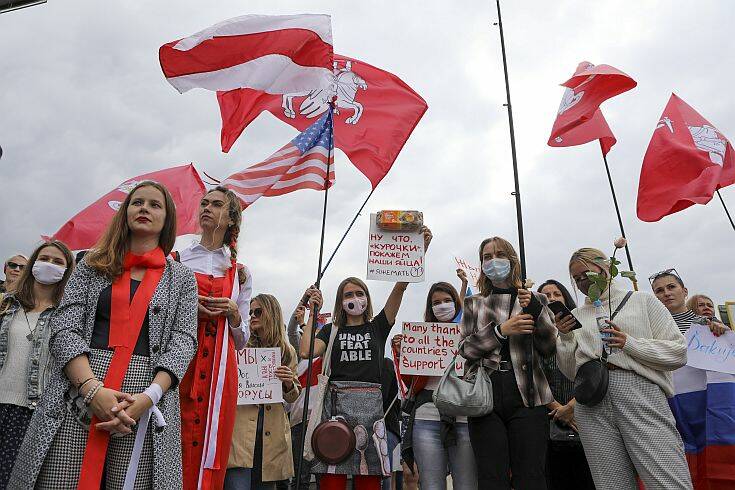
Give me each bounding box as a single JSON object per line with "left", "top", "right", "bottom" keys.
{"left": 319, "top": 188, "right": 375, "bottom": 278}
{"left": 716, "top": 189, "right": 735, "bottom": 232}
{"left": 601, "top": 151, "right": 638, "bottom": 291}
{"left": 295, "top": 108, "right": 334, "bottom": 488}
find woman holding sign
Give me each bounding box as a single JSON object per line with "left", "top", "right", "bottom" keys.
{"left": 177, "top": 186, "right": 253, "bottom": 490}
{"left": 226, "top": 293, "right": 300, "bottom": 490}
{"left": 10, "top": 181, "right": 198, "bottom": 489}
{"left": 300, "top": 227, "right": 433, "bottom": 490}
{"left": 459, "top": 236, "right": 556, "bottom": 490}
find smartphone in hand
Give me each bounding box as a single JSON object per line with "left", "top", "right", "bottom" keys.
{"left": 547, "top": 301, "right": 582, "bottom": 331}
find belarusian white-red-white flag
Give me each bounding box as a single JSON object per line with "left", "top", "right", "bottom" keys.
{"left": 159, "top": 14, "right": 333, "bottom": 94}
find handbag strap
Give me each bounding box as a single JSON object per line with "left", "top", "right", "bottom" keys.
{"left": 601, "top": 291, "right": 633, "bottom": 361}
{"left": 381, "top": 393, "right": 400, "bottom": 422}
{"left": 322, "top": 325, "right": 339, "bottom": 377}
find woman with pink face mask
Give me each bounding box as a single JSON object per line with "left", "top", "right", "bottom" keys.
{"left": 299, "top": 227, "right": 432, "bottom": 490}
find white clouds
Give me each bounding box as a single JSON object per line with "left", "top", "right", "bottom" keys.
{"left": 1, "top": 0, "right": 733, "bottom": 337}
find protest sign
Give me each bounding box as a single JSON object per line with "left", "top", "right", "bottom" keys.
{"left": 399, "top": 322, "right": 464, "bottom": 376}
{"left": 367, "top": 213, "right": 425, "bottom": 282}
{"left": 454, "top": 256, "right": 481, "bottom": 290}
{"left": 686, "top": 325, "right": 735, "bottom": 375}
{"left": 236, "top": 347, "right": 283, "bottom": 405}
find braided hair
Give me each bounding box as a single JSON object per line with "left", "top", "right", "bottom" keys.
{"left": 206, "top": 186, "right": 244, "bottom": 277}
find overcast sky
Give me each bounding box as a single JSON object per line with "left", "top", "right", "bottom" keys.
{"left": 1, "top": 0, "right": 733, "bottom": 340}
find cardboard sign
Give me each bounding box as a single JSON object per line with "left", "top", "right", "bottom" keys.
{"left": 686, "top": 325, "right": 735, "bottom": 375}
{"left": 454, "top": 256, "right": 481, "bottom": 290}
{"left": 236, "top": 348, "right": 283, "bottom": 405}
{"left": 367, "top": 213, "right": 425, "bottom": 282}
{"left": 399, "top": 322, "right": 464, "bottom": 376}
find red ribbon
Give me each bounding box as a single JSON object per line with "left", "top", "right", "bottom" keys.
{"left": 78, "top": 248, "right": 166, "bottom": 489}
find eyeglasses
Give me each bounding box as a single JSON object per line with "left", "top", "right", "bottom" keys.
{"left": 5, "top": 262, "right": 25, "bottom": 271}
{"left": 249, "top": 308, "right": 263, "bottom": 319}
{"left": 648, "top": 268, "right": 681, "bottom": 285}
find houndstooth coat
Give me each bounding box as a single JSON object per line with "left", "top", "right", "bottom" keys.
{"left": 8, "top": 257, "right": 198, "bottom": 490}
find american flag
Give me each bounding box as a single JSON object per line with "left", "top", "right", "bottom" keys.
{"left": 223, "top": 109, "right": 334, "bottom": 208}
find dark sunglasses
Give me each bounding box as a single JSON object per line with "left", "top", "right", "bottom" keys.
{"left": 648, "top": 268, "right": 680, "bottom": 285}
{"left": 6, "top": 262, "right": 25, "bottom": 271}
{"left": 249, "top": 308, "right": 263, "bottom": 319}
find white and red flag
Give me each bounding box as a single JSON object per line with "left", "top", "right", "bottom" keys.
{"left": 549, "top": 61, "right": 636, "bottom": 142}
{"left": 159, "top": 14, "right": 333, "bottom": 94}
{"left": 48, "top": 164, "right": 205, "bottom": 250}
{"left": 548, "top": 106, "right": 617, "bottom": 155}
{"left": 637, "top": 93, "right": 735, "bottom": 222}
{"left": 223, "top": 109, "right": 334, "bottom": 208}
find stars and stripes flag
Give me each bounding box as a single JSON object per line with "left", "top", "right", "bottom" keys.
{"left": 159, "top": 14, "right": 333, "bottom": 95}
{"left": 223, "top": 108, "right": 334, "bottom": 208}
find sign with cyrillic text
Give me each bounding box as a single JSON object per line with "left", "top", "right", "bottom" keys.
{"left": 367, "top": 213, "right": 425, "bottom": 282}
{"left": 686, "top": 325, "right": 735, "bottom": 375}
{"left": 236, "top": 348, "right": 283, "bottom": 405}
{"left": 400, "top": 322, "right": 464, "bottom": 376}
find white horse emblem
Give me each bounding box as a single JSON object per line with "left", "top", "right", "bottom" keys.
{"left": 557, "top": 88, "right": 584, "bottom": 115}
{"left": 282, "top": 61, "right": 368, "bottom": 124}
{"left": 688, "top": 124, "right": 727, "bottom": 165}
{"left": 108, "top": 180, "right": 140, "bottom": 210}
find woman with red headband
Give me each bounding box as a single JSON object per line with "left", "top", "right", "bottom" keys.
{"left": 9, "top": 181, "right": 198, "bottom": 489}
{"left": 177, "top": 186, "right": 253, "bottom": 490}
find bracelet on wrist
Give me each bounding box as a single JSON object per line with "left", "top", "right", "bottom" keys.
{"left": 78, "top": 376, "right": 96, "bottom": 392}
{"left": 84, "top": 381, "right": 104, "bottom": 405}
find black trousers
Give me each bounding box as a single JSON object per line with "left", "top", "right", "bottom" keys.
{"left": 467, "top": 369, "right": 549, "bottom": 490}
{"left": 547, "top": 441, "right": 596, "bottom": 490}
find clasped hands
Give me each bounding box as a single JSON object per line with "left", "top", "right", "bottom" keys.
{"left": 198, "top": 295, "right": 240, "bottom": 325}
{"left": 86, "top": 385, "right": 154, "bottom": 435}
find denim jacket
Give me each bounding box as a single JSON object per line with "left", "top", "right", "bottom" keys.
{"left": 0, "top": 295, "right": 55, "bottom": 409}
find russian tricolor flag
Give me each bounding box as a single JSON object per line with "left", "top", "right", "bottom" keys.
{"left": 669, "top": 365, "right": 735, "bottom": 489}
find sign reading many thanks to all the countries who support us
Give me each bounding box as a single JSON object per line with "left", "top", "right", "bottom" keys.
{"left": 367, "top": 214, "right": 425, "bottom": 282}
{"left": 686, "top": 325, "right": 735, "bottom": 375}
{"left": 236, "top": 348, "right": 283, "bottom": 405}
{"left": 400, "top": 322, "right": 464, "bottom": 376}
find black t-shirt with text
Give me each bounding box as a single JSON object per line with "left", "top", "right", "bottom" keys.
{"left": 316, "top": 309, "right": 393, "bottom": 384}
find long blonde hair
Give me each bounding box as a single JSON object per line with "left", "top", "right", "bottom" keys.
{"left": 477, "top": 237, "right": 523, "bottom": 295}
{"left": 568, "top": 248, "right": 610, "bottom": 296}
{"left": 247, "top": 294, "right": 294, "bottom": 366}
{"left": 332, "top": 277, "right": 374, "bottom": 328}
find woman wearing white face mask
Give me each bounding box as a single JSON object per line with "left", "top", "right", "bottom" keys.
{"left": 395, "top": 277, "right": 478, "bottom": 490}
{"left": 300, "top": 227, "right": 433, "bottom": 490}
{"left": 0, "top": 240, "right": 74, "bottom": 488}
{"left": 459, "top": 236, "right": 557, "bottom": 490}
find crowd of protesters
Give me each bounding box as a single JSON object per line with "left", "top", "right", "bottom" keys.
{"left": 0, "top": 179, "right": 732, "bottom": 490}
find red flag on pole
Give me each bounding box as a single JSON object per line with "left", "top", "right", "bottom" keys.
{"left": 637, "top": 93, "right": 735, "bottom": 222}
{"left": 217, "top": 54, "right": 427, "bottom": 188}
{"left": 548, "top": 107, "right": 617, "bottom": 155}
{"left": 49, "top": 164, "right": 206, "bottom": 250}
{"left": 549, "top": 61, "right": 636, "bottom": 142}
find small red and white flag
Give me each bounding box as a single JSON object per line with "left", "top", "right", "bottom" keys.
{"left": 159, "top": 14, "right": 333, "bottom": 94}
{"left": 549, "top": 61, "right": 636, "bottom": 142}
{"left": 637, "top": 93, "right": 735, "bottom": 222}
{"left": 223, "top": 109, "right": 334, "bottom": 208}
{"left": 548, "top": 106, "right": 617, "bottom": 155}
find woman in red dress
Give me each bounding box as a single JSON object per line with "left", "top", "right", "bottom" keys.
{"left": 178, "top": 186, "right": 252, "bottom": 490}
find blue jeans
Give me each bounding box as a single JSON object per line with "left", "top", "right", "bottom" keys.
{"left": 381, "top": 430, "right": 400, "bottom": 490}
{"left": 412, "top": 420, "right": 478, "bottom": 490}
{"left": 223, "top": 468, "right": 275, "bottom": 490}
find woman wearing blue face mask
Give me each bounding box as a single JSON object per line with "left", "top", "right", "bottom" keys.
{"left": 459, "top": 237, "right": 557, "bottom": 490}
{"left": 0, "top": 240, "right": 74, "bottom": 488}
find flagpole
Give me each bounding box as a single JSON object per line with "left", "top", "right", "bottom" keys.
{"left": 295, "top": 106, "right": 334, "bottom": 488}
{"left": 319, "top": 188, "right": 375, "bottom": 278}
{"left": 601, "top": 151, "right": 639, "bottom": 290}
{"left": 716, "top": 189, "right": 735, "bottom": 232}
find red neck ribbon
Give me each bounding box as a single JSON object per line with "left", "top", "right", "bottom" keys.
{"left": 78, "top": 247, "right": 166, "bottom": 488}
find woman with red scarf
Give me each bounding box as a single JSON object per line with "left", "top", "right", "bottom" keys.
{"left": 9, "top": 181, "right": 199, "bottom": 489}
{"left": 177, "top": 186, "right": 252, "bottom": 490}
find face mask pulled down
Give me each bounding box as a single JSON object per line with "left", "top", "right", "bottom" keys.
{"left": 343, "top": 296, "right": 368, "bottom": 317}
{"left": 482, "top": 258, "right": 511, "bottom": 283}
{"left": 432, "top": 302, "right": 456, "bottom": 322}
{"left": 32, "top": 261, "right": 66, "bottom": 285}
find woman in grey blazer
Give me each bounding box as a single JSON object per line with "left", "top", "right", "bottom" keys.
{"left": 9, "top": 181, "right": 198, "bottom": 489}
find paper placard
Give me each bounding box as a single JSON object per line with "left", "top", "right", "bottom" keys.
{"left": 367, "top": 213, "right": 425, "bottom": 282}
{"left": 686, "top": 325, "right": 735, "bottom": 375}
{"left": 400, "top": 322, "right": 464, "bottom": 376}
{"left": 454, "top": 256, "right": 481, "bottom": 289}
{"left": 236, "top": 348, "right": 283, "bottom": 405}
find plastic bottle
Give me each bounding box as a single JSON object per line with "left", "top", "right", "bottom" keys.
{"left": 594, "top": 299, "right": 612, "bottom": 354}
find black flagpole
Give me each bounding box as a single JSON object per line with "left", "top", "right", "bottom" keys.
{"left": 319, "top": 188, "right": 375, "bottom": 278}
{"left": 495, "top": 0, "right": 535, "bottom": 408}
{"left": 295, "top": 106, "right": 334, "bottom": 488}
{"left": 716, "top": 190, "right": 735, "bottom": 232}
{"left": 601, "top": 151, "right": 639, "bottom": 290}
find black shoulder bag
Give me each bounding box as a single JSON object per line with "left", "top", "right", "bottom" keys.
{"left": 573, "top": 291, "right": 633, "bottom": 407}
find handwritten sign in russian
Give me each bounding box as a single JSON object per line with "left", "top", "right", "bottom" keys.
{"left": 686, "top": 325, "right": 735, "bottom": 375}
{"left": 236, "top": 348, "right": 283, "bottom": 405}
{"left": 454, "top": 256, "right": 481, "bottom": 290}
{"left": 400, "top": 322, "right": 464, "bottom": 376}
{"left": 367, "top": 213, "right": 425, "bottom": 282}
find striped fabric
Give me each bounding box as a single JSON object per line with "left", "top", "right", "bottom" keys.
{"left": 223, "top": 109, "right": 334, "bottom": 208}
{"left": 160, "top": 14, "right": 333, "bottom": 94}
{"left": 672, "top": 309, "right": 698, "bottom": 335}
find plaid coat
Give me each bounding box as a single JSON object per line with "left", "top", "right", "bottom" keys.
{"left": 459, "top": 290, "right": 557, "bottom": 407}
